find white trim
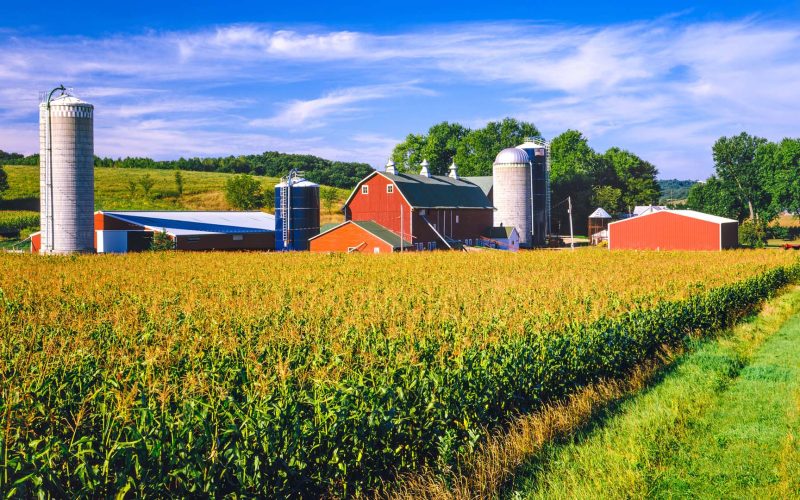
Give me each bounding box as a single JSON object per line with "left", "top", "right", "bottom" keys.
{"left": 362, "top": 185, "right": 369, "bottom": 194}
{"left": 386, "top": 184, "right": 394, "bottom": 194}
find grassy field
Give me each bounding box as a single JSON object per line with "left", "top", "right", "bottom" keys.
{"left": 1, "top": 250, "right": 799, "bottom": 496}
{"left": 0, "top": 165, "right": 349, "bottom": 219}
{"left": 508, "top": 285, "right": 800, "bottom": 498}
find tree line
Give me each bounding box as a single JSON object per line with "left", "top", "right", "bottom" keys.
{"left": 390, "top": 119, "right": 661, "bottom": 234}
{"left": 686, "top": 132, "right": 800, "bottom": 246}
{"left": 0, "top": 150, "right": 373, "bottom": 190}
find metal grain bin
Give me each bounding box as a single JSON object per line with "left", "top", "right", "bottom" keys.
{"left": 275, "top": 175, "right": 320, "bottom": 251}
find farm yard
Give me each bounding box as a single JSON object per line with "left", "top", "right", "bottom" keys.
{"left": 2, "top": 249, "right": 799, "bottom": 496}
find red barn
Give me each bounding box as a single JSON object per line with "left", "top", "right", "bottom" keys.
{"left": 330, "top": 168, "right": 494, "bottom": 251}
{"left": 608, "top": 210, "right": 738, "bottom": 251}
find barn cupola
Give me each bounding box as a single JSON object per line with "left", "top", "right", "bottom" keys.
{"left": 448, "top": 160, "right": 459, "bottom": 180}
{"left": 419, "top": 159, "right": 431, "bottom": 178}
{"left": 385, "top": 160, "right": 397, "bottom": 175}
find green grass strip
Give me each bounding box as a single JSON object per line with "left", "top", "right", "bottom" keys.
{"left": 509, "top": 286, "right": 800, "bottom": 499}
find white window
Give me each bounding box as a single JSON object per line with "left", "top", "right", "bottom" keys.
{"left": 374, "top": 247, "right": 381, "bottom": 253}
{"left": 232, "top": 234, "right": 244, "bottom": 241}
{"left": 456, "top": 215, "right": 459, "bottom": 224}
{"left": 386, "top": 184, "right": 394, "bottom": 194}
{"left": 362, "top": 185, "right": 369, "bottom": 194}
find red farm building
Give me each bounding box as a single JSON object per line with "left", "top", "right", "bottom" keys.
{"left": 608, "top": 209, "right": 739, "bottom": 251}
{"left": 311, "top": 164, "right": 494, "bottom": 252}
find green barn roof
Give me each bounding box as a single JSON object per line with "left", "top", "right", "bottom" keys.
{"left": 379, "top": 172, "right": 493, "bottom": 209}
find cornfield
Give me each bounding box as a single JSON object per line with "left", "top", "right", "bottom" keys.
{"left": 1, "top": 250, "right": 798, "bottom": 496}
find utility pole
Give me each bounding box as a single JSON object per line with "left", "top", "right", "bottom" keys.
{"left": 568, "top": 195, "right": 575, "bottom": 250}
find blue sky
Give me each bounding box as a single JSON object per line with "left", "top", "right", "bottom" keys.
{"left": 2, "top": 1, "right": 800, "bottom": 179}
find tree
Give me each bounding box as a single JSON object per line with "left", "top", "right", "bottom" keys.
{"left": 174, "top": 169, "right": 184, "bottom": 196}
{"left": 602, "top": 147, "right": 661, "bottom": 212}
{"left": 321, "top": 187, "right": 340, "bottom": 215}
{"left": 225, "top": 174, "right": 264, "bottom": 210}
{"left": 712, "top": 132, "right": 769, "bottom": 220}
{"left": 127, "top": 180, "right": 137, "bottom": 199}
{"left": 549, "top": 130, "right": 599, "bottom": 233}
{"left": 591, "top": 185, "right": 622, "bottom": 214}
{"left": 138, "top": 174, "right": 155, "bottom": 199}
{"left": 390, "top": 118, "right": 539, "bottom": 176}
{"left": 757, "top": 138, "right": 800, "bottom": 217}
{"left": 0, "top": 166, "right": 8, "bottom": 198}
{"left": 686, "top": 176, "right": 747, "bottom": 220}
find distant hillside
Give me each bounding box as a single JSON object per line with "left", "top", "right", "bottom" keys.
{"left": 2, "top": 150, "right": 374, "bottom": 190}
{"left": 658, "top": 179, "right": 697, "bottom": 202}
{"left": 0, "top": 165, "right": 348, "bottom": 224}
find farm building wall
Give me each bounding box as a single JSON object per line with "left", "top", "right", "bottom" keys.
{"left": 174, "top": 232, "right": 274, "bottom": 251}
{"left": 721, "top": 221, "right": 739, "bottom": 249}
{"left": 345, "top": 174, "right": 412, "bottom": 240}
{"left": 345, "top": 174, "right": 494, "bottom": 248}
{"left": 310, "top": 223, "right": 396, "bottom": 253}
{"left": 609, "top": 211, "right": 728, "bottom": 251}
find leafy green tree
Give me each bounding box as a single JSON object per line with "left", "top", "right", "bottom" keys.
{"left": 549, "top": 130, "right": 598, "bottom": 233}
{"left": 0, "top": 166, "right": 8, "bottom": 198}
{"left": 738, "top": 219, "right": 768, "bottom": 248}
{"left": 225, "top": 174, "right": 264, "bottom": 210}
{"left": 138, "top": 174, "right": 155, "bottom": 199}
{"left": 390, "top": 118, "right": 540, "bottom": 176}
{"left": 321, "top": 187, "right": 340, "bottom": 215}
{"left": 591, "top": 185, "right": 622, "bottom": 214}
{"left": 602, "top": 147, "right": 661, "bottom": 212}
{"left": 686, "top": 176, "right": 748, "bottom": 220}
{"left": 712, "top": 132, "right": 769, "bottom": 220}
{"left": 757, "top": 138, "right": 800, "bottom": 217}
{"left": 174, "top": 169, "right": 184, "bottom": 196}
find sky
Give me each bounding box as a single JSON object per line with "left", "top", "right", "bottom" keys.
{"left": 1, "top": 0, "right": 800, "bottom": 179}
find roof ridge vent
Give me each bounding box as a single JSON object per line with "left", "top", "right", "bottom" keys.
{"left": 385, "top": 160, "right": 397, "bottom": 175}
{"left": 448, "top": 160, "right": 459, "bottom": 180}
{"left": 419, "top": 159, "right": 431, "bottom": 178}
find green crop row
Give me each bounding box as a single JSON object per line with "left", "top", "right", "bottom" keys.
{"left": 0, "top": 211, "right": 38, "bottom": 234}
{"left": 2, "top": 263, "right": 799, "bottom": 497}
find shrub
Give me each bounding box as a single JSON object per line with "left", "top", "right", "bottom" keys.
{"left": 150, "top": 230, "right": 174, "bottom": 251}
{"left": 224, "top": 174, "right": 264, "bottom": 210}
{"left": 739, "top": 219, "right": 768, "bottom": 247}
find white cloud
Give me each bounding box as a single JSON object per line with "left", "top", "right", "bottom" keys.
{"left": 250, "top": 83, "right": 434, "bottom": 129}
{"left": 1, "top": 18, "right": 799, "bottom": 175}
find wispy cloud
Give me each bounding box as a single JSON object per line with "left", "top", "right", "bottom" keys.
{"left": 0, "top": 18, "right": 798, "bottom": 176}
{"left": 251, "top": 83, "right": 434, "bottom": 129}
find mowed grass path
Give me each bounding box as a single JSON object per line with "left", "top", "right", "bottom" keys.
{"left": 510, "top": 286, "right": 800, "bottom": 498}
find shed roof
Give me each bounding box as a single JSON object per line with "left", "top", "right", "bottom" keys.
{"left": 610, "top": 209, "right": 737, "bottom": 226}
{"left": 589, "top": 207, "right": 612, "bottom": 219}
{"left": 310, "top": 220, "right": 412, "bottom": 249}
{"left": 633, "top": 205, "right": 667, "bottom": 216}
{"left": 483, "top": 226, "right": 518, "bottom": 239}
{"left": 99, "top": 211, "right": 275, "bottom": 236}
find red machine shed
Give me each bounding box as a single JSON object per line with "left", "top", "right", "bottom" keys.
{"left": 608, "top": 210, "right": 738, "bottom": 251}
{"left": 309, "top": 220, "right": 412, "bottom": 253}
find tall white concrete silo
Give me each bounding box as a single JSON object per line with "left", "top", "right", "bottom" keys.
{"left": 39, "top": 88, "right": 94, "bottom": 254}
{"left": 492, "top": 147, "right": 532, "bottom": 247}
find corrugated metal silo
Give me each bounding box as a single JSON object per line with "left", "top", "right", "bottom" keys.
{"left": 516, "top": 137, "right": 551, "bottom": 246}
{"left": 275, "top": 171, "right": 320, "bottom": 251}
{"left": 492, "top": 147, "right": 532, "bottom": 247}
{"left": 39, "top": 89, "right": 94, "bottom": 254}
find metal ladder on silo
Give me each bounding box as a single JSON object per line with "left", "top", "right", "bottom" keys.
{"left": 280, "top": 183, "right": 289, "bottom": 247}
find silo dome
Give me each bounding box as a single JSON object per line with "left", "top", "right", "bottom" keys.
{"left": 492, "top": 147, "right": 533, "bottom": 247}
{"left": 493, "top": 147, "right": 530, "bottom": 165}
{"left": 39, "top": 90, "right": 94, "bottom": 254}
